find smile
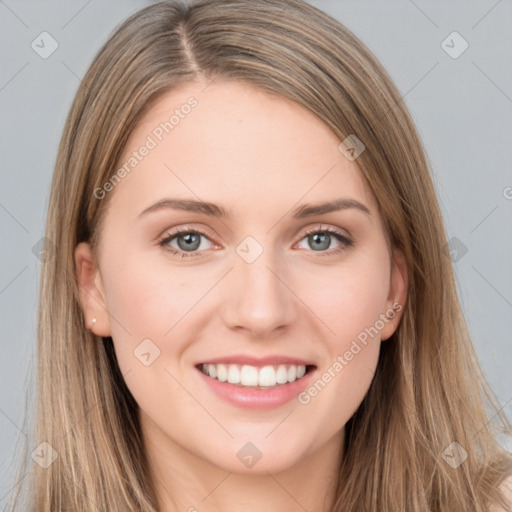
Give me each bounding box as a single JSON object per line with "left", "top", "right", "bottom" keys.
{"left": 195, "top": 362, "right": 318, "bottom": 409}
{"left": 198, "top": 363, "right": 314, "bottom": 388}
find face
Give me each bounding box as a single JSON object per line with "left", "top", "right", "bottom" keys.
{"left": 75, "top": 79, "right": 407, "bottom": 477}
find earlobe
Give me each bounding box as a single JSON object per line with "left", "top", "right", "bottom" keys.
{"left": 74, "top": 242, "right": 112, "bottom": 337}
{"left": 381, "top": 248, "right": 409, "bottom": 341}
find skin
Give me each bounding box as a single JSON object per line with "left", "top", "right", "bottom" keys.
{"left": 75, "top": 79, "right": 408, "bottom": 512}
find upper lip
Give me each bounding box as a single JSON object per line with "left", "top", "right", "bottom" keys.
{"left": 197, "top": 355, "right": 316, "bottom": 367}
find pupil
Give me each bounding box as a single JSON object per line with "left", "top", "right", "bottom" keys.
{"left": 179, "top": 233, "right": 200, "bottom": 251}
{"left": 311, "top": 232, "right": 329, "bottom": 251}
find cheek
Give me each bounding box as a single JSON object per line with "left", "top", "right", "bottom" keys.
{"left": 99, "top": 252, "right": 219, "bottom": 389}
{"left": 101, "top": 252, "right": 203, "bottom": 335}
{"left": 297, "top": 260, "right": 388, "bottom": 431}
{"left": 98, "top": 254, "right": 195, "bottom": 415}
{"left": 299, "top": 252, "right": 391, "bottom": 350}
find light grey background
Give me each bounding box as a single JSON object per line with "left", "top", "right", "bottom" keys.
{"left": 1, "top": 0, "right": 511, "bottom": 504}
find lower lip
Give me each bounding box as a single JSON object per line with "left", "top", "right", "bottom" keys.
{"left": 195, "top": 366, "right": 317, "bottom": 410}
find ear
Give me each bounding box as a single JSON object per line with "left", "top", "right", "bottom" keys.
{"left": 380, "top": 247, "right": 408, "bottom": 341}
{"left": 74, "top": 242, "right": 112, "bottom": 337}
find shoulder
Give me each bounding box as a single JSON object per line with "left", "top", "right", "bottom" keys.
{"left": 489, "top": 474, "right": 512, "bottom": 512}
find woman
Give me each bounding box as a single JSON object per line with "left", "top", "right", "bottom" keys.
{"left": 7, "top": 0, "right": 512, "bottom": 510}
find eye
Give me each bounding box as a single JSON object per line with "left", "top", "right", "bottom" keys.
{"left": 159, "top": 228, "right": 214, "bottom": 258}
{"left": 158, "top": 225, "right": 354, "bottom": 259}
{"left": 296, "top": 226, "right": 353, "bottom": 256}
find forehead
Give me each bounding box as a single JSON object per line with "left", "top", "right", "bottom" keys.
{"left": 108, "top": 79, "right": 378, "bottom": 221}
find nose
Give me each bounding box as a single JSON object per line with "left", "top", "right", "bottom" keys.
{"left": 220, "top": 245, "right": 299, "bottom": 339}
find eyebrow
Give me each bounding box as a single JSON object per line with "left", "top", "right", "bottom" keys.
{"left": 137, "top": 197, "right": 371, "bottom": 220}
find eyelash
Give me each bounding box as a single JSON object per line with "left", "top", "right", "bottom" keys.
{"left": 158, "top": 225, "right": 354, "bottom": 259}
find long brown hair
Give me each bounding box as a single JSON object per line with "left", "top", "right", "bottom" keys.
{"left": 7, "top": 0, "right": 512, "bottom": 510}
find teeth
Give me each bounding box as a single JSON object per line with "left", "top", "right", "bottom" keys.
{"left": 240, "top": 365, "right": 259, "bottom": 386}
{"left": 227, "top": 364, "right": 240, "bottom": 384}
{"left": 217, "top": 364, "right": 228, "bottom": 382}
{"left": 200, "top": 363, "right": 308, "bottom": 387}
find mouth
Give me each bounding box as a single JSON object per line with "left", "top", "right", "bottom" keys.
{"left": 195, "top": 362, "right": 317, "bottom": 389}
